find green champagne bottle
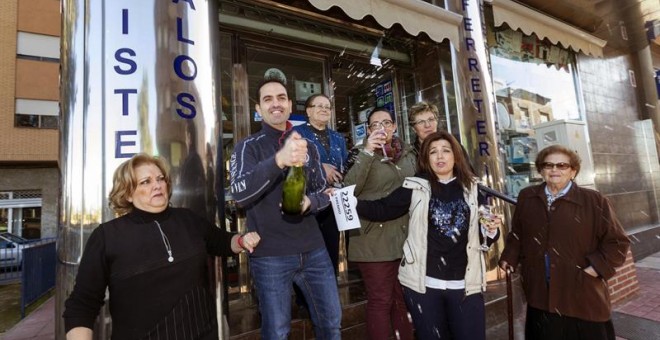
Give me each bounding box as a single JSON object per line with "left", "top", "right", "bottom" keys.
{"left": 281, "top": 165, "right": 306, "bottom": 215}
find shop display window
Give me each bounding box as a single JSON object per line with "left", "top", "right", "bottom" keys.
{"left": 489, "top": 26, "right": 583, "bottom": 197}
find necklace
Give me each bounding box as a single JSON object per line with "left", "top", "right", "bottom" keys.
{"left": 154, "top": 220, "right": 174, "bottom": 262}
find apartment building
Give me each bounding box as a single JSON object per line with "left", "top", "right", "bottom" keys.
{"left": 0, "top": 0, "right": 60, "bottom": 239}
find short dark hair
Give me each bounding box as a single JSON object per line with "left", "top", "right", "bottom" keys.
{"left": 535, "top": 144, "right": 581, "bottom": 176}
{"left": 304, "top": 93, "right": 330, "bottom": 108}
{"left": 418, "top": 131, "right": 475, "bottom": 190}
{"left": 255, "top": 77, "right": 288, "bottom": 101}
{"left": 367, "top": 107, "right": 395, "bottom": 123}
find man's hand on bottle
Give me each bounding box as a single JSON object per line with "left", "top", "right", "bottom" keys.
{"left": 276, "top": 132, "right": 308, "bottom": 168}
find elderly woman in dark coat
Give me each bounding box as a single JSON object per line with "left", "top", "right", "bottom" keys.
{"left": 499, "top": 144, "right": 630, "bottom": 340}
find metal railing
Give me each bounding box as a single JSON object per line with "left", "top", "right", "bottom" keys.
{"left": 478, "top": 184, "right": 517, "bottom": 205}
{"left": 0, "top": 238, "right": 52, "bottom": 283}
{"left": 0, "top": 237, "right": 57, "bottom": 317}
{"left": 21, "top": 239, "right": 56, "bottom": 317}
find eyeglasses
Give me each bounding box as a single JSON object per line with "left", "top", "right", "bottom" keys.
{"left": 541, "top": 162, "right": 572, "bottom": 170}
{"left": 412, "top": 117, "right": 437, "bottom": 127}
{"left": 309, "top": 104, "right": 332, "bottom": 110}
{"left": 368, "top": 120, "right": 394, "bottom": 130}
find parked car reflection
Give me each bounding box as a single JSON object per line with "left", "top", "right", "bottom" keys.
{"left": 0, "top": 232, "right": 34, "bottom": 270}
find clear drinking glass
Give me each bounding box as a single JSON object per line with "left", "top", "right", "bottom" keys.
{"left": 379, "top": 128, "right": 391, "bottom": 163}
{"left": 478, "top": 205, "right": 494, "bottom": 251}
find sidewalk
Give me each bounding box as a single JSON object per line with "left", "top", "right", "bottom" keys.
{"left": 612, "top": 251, "right": 660, "bottom": 340}
{"left": 4, "top": 252, "right": 660, "bottom": 340}
{"left": 1, "top": 296, "right": 54, "bottom": 340}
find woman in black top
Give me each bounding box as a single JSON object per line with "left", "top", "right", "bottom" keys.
{"left": 356, "top": 132, "right": 502, "bottom": 340}
{"left": 63, "top": 153, "right": 260, "bottom": 340}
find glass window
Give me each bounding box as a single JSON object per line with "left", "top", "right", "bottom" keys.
{"left": 489, "top": 26, "right": 583, "bottom": 197}
{"left": 331, "top": 60, "right": 394, "bottom": 147}
{"left": 15, "top": 99, "right": 60, "bottom": 129}
{"left": 0, "top": 209, "right": 7, "bottom": 233}
{"left": 0, "top": 191, "right": 42, "bottom": 238}
{"left": 492, "top": 55, "right": 581, "bottom": 122}
{"left": 15, "top": 114, "right": 39, "bottom": 128}
{"left": 41, "top": 115, "right": 59, "bottom": 129}
{"left": 399, "top": 42, "right": 457, "bottom": 141}
{"left": 14, "top": 114, "right": 59, "bottom": 129}
{"left": 21, "top": 207, "right": 41, "bottom": 239}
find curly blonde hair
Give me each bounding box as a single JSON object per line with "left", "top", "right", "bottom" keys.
{"left": 108, "top": 153, "right": 172, "bottom": 216}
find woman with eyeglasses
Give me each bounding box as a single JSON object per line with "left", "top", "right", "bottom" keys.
{"left": 293, "top": 94, "right": 348, "bottom": 274}
{"left": 343, "top": 107, "right": 417, "bottom": 340}
{"left": 499, "top": 145, "right": 630, "bottom": 340}
{"left": 409, "top": 101, "right": 439, "bottom": 155}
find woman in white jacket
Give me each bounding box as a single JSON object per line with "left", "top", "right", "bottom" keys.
{"left": 356, "top": 131, "right": 501, "bottom": 340}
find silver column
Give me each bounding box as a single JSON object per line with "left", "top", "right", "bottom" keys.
{"left": 445, "top": 0, "right": 508, "bottom": 271}
{"left": 57, "top": 0, "right": 224, "bottom": 338}
{"left": 447, "top": 0, "right": 504, "bottom": 190}
{"left": 445, "top": 2, "right": 524, "bottom": 332}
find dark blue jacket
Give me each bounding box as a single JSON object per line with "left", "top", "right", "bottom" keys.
{"left": 229, "top": 123, "right": 329, "bottom": 257}
{"left": 294, "top": 123, "right": 349, "bottom": 173}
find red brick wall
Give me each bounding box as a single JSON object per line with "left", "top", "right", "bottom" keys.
{"left": 608, "top": 250, "right": 639, "bottom": 305}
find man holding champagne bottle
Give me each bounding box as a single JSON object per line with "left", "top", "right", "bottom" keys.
{"left": 229, "top": 78, "right": 341, "bottom": 340}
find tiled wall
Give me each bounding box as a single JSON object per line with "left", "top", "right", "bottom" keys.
{"left": 578, "top": 55, "right": 660, "bottom": 230}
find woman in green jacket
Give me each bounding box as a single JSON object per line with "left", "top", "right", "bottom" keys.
{"left": 343, "top": 107, "right": 416, "bottom": 340}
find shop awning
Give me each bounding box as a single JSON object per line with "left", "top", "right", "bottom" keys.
{"left": 308, "top": 0, "right": 463, "bottom": 48}
{"left": 491, "top": 0, "right": 607, "bottom": 57}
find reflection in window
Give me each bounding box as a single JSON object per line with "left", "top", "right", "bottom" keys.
{"left": 0, "top": 191, "right": 42, "bottom": 239}
{"left": 15, "top": 114, "right": 59, "bottom": 129}
{"left": 489, "top": 26, "right": 583, "bottom": 198}
{"left": 16, "top": 114, "right": 39, "bottom": 128}
{"left": 0, "top": 209, "right": 7, "bottom": 233}
{"left": 22, "top": 207, "right": 41, "bottom": 239}
{"left": 492, "top": 55, "right": 580, "bottom": 122}
{"left": 41, "top": 116, "right": 59, "bottom": 129}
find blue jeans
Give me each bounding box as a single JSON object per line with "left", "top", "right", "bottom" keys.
{"left": 250, "top": 247, "right": 342, "bottom": 340}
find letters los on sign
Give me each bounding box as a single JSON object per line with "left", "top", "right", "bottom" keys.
{"left": 112, "top": 0, "right": 199, "bottom": 158}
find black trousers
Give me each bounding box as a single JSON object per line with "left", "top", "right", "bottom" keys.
{"left": 525, "top": 306, "right": 615, "bottom": 340}
{"left": 316, "top": 207, "right": 340, "bottom": 273}
{"left": 403, "top": 286, "right": 486, "bottom": 340}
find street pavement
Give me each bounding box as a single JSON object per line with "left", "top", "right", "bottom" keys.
{"left": 3, "top": 252, "right": 660, "bottom": 340}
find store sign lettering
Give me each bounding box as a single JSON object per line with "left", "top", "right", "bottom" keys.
{"left": 112, "top": 0, "right": 198, "bottom": 158}
{"left": 461, "top": 0, "right": 489, "bottom": 156}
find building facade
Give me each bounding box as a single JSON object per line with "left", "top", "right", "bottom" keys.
{"left": 0, "top": 0, "right": 652, "bottom": 338}
{"left": 0, "top": 0, "right": 60, "bottom": 240}
{"left": 211, "top": 2, "right": 660, "bottom": 336}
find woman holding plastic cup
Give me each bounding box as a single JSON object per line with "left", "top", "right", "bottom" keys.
{"left": 356, "top": 131, "right": 502, "bottom": 340}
